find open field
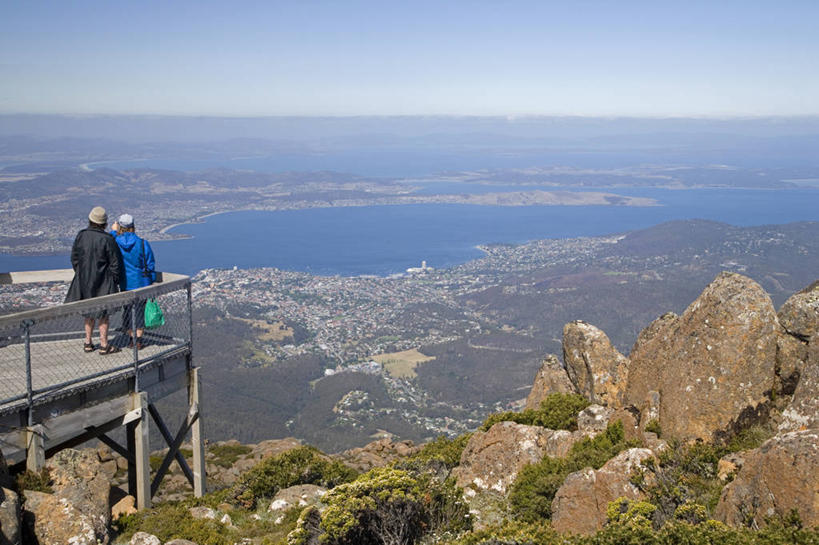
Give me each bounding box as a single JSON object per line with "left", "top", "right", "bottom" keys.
{"left": 372, "top": 348, "right": 435, "bottom": 379}
{"left": 236, "top": 317, "right": 294, "bottom": 342}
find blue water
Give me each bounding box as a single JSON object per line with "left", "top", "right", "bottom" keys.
{"left": 2, "top": 187, "right": 817, "bottom": 277}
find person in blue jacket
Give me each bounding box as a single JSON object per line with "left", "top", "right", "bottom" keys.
{"left": 111, "top": 213, "right": 156, "bottom": 349}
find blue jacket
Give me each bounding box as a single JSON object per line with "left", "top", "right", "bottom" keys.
{"left": 111, "top": 231, "right": 156, "bottom": 291}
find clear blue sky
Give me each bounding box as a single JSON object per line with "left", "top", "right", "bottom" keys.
{"left": 1, "top": 0, "right": 817, "bottom": 117}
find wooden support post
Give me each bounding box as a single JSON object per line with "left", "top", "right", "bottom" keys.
{"left": 26, "top": 425, "right": 44, "bottom": 472}
{"left": 126, "top": 420, "right": 136, "bottom": 497}
{"left": 189, "top": 366, "right": 206, "bottom": 497}
{"left": 132, "top": 391, "right": 151, "bottom": 509}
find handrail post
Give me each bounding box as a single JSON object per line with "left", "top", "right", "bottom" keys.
{"left": 186, "top": 281, "right": 193, "bottom": 368}
{"left": 131, "top": 298, "right": 139, "bottom": 392}
{"left": 23, "top": 319, "right": 34, "bottom": 427}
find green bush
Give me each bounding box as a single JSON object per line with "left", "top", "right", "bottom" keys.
{"left": 436, "top": 520, "right": 558, "bottom": 545}
{"left": 725, "top": 425, "right": 773, "bottom": 454}
{"left": 114, "top": 503, "right": 233, "bottom": 545}
{"left": 411, "top": 433, "right": 472, "bottom": 469}
{"left": 644, "top": 419, "right": 662, "bottom": 437}
{"left": 509, "top": 421, "right": 640, "bottom": 522}
{"left": 149, "top": 454, "right": 164, "bottom": 473}
{"left": 230, "top": 445, "right": 358, "bottom": 508}
{"left": 290, "top": 465, "right": 470, "bottom": 545}
{"left": 208, "top": 443, "right": 253, "bottom": 468}
{"left": 15, "top": 467, "right": 52, "bottom": 493}
{"left": 631, "top": 440, "right": 726, "bottom": 527}
{"left": 606, "top": 497, "right": 657, "bottom": 530}
{"left": 480, "top": 393, "right": 591, "bottom": 432}
{"left": 320, "top": 467, "right": 427, "bottom": 545}
{"left": 436, "top": 520, "right": 819, "bottom": 545}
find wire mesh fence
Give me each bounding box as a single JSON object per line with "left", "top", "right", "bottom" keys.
{"left": 0, "top": 271, "right": 191, "bottom": 416}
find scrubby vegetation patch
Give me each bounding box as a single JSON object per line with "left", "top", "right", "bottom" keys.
{"left": 480, "top": 393, "right": 591, "bottom": 432}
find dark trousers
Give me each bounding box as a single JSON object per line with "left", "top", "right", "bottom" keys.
{"left": 122, "top": 300, "right": 146, "bottom": 331}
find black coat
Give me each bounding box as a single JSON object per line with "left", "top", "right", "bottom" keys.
{"left": 65, "top": 227, "right": 122, "bottom": 302}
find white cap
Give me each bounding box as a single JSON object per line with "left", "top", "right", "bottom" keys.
{"left": 118, "top": 214, "right": 134, "bottom": 227}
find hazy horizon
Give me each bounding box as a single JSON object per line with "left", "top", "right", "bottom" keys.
{"left": 2, "top": 1, "right": 819, "bottom": 118}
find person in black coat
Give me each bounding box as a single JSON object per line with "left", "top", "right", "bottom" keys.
{"left": 65, "top": 206, "right": 122, "bottom": 354}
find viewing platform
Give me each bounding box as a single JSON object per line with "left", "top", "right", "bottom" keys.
{"left": 0, "top": 269, "right": 205, "bottom": 508}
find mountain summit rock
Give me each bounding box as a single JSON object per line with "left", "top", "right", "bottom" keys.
{"left": 625, "top": 272, "right": 781, "bottom": 441}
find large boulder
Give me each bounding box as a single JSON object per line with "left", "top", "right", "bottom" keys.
{"left": 336, "top": 438, "right": 420, "bottom": 472}
{"left": 0, "top": 487, "right": 21, "bottom": 545}
{"left": 715, "top": 430, "right": 819, "bottom": 528}
{"left": 23, "top": 491, "right": 98, "bottom": 545}
{"left": 551, "top": 448, "right": 656, "bottom": 535}
{"left": 453, "top": 422, "right": 586, "bottom": 495}
{"left": 250, "top": 437, "right": 303, "bottom": 460}
{"left": 563, "top": 321, "right": 629, "bottom": 407}
{"left": 625, "top": 272, "right": 780, "bottom": 441}
{"left": 45, "top": 448, "right": 113, "bottom": 542}
{"left": 525, "top": 355, "right": 576, "bottom": 409}
{"left": 778, "top": 280, "right": 819, "bottom": 340}
{"left": 779, "top": 332, "right": 819, "bottom": 432}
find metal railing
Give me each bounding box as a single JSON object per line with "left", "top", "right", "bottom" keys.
{"left": 0, "top": 270, "right": 192, "bottom": 420}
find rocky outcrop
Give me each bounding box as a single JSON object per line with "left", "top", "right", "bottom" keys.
{"left": 129, "top": 532, "right": 162, "bottom": 545}
{"left": 525, "top": 354, "right": 576, "bottom": 409}
{"left": 775, "top": 333, "right": 807, "bottom": 395}
{"left": 0, "top": 487, "right": 20, "bottom": 545}
{"left": 576, "top": 405, "right": 614, "bottom": 434}
{"left": 112, "top": 495, "right": 137, "bottom": 520}
{"left": 779, "top": 332, "right": 819, "bottom": 432}
{"left": 551, "top": 448, "right": 656, "bottom": 535}
{"left": 625, "top": 273, "right": 780, "bottom": 441}
{"left": 453, "top": 422, "right": 587, "bottom": 495}
{"left": 269, "top": 484, "right": 327, "bottom": 515}
{"left": 23, "top": 491, "right": 98, "bottom": 545}
{"left": 336, "top": 438, "right": 420, "bottom": 472}
{"left": 563, "top": 321, "right": 629, "bottom": 407}
{"left": 715, "top": 430, "right": 819, "bottom": 528}
{"left": 45, "top": 448, "right": 113, "bottom": 542}
{"left": 778, "top": 281, "right": 819, "bottom": 341}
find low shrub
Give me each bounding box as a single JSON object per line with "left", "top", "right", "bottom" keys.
{"left": 320, "top": 467, "right": 426, "bottom": 545}
{"left": 509, "top": 421, "right": 639, "bottom": 522}
{"left": 208, "top": 443, "right": 253, "bottom": 468}
{"left": 436, "top": 520, "right": 558, "bottom": 545}
{"left": 436, "top": 520, "right": 819, "bottom": 545}
{"left": 230, "top": 445, "right": 358, "bottom": 508}
{"left": 289, "top": 465, "right": 470, "bottom": 545}
{"left": 411, "top": 433, "right": 472, "bottom": 469}
{"left": 606, "top": 497, "right": 657, "bottom": 530}
{"left": 644, "top": 419, "right": 662, "bottom": 437}
{"left": 631, "top": 440, "right": 726, "bottom": 527}
{"left": 480, "top": 393, "right": 591, "bottom": 432}
{"left": 725, "top": 425, "right": 773, "bottom": 454}
{"left": 15, "top": 467, "right": 52, "bottom": 493}
{"left": 114, "top": 503, "right": 233, "bottom": 545}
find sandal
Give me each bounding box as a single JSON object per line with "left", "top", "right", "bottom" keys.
{"left": 98, "top": 344, "right": 121, "bottom": 355}
{"left": 84, "top": 342, "right": 95, "bottom": 353}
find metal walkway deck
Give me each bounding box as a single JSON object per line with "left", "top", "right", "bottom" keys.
{"left": 0, "top": 269, "right": 205, "bottom": 508}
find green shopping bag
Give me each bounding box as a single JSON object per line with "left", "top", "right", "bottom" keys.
{"left": 144, "top": 299, "right": 165, "bottom": 329}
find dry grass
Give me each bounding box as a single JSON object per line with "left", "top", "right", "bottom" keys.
{"left": 371, "top": 349, "right": 435, "bottom": 378}
{"left": 237, "top": 318, "right": 294, "bottom": 342}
